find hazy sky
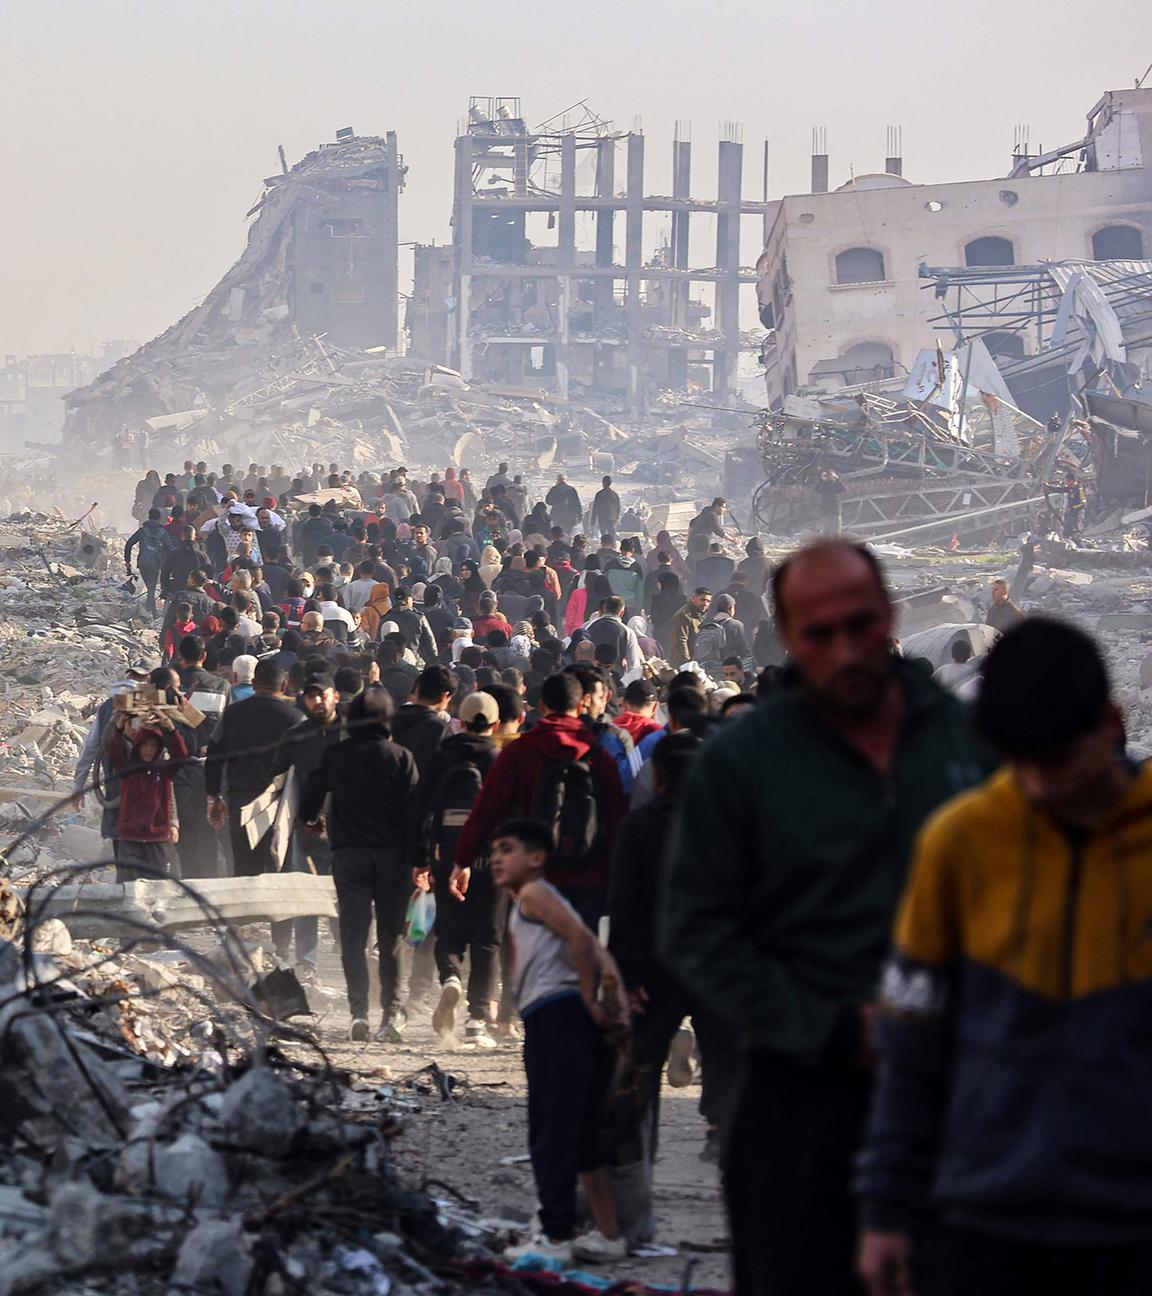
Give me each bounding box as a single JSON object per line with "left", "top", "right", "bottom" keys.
{"left": 2, "top": 0, "right": 1149, "bottom": 356}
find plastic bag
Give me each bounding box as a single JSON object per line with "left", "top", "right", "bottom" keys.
{"left": 404, "top": 888, "right": 436, "bottom": 946}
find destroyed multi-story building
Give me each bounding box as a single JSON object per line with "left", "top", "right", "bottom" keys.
{"left": 60, "top": 130, "right": 405, "bottom": 452}
{"left": 416, "top": 98, "right": 768, "bottom": 412}
{"left": 0, "top": 343, "right": 134, "bottom": 447}
{"left": 756, "top": 87, "right": 1152, "bottom": 407}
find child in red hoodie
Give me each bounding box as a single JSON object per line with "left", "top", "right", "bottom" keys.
{"left": 105, "top": 707, "right": 187, "bottom": 881}
{"left": 162, "top": 602, "right": 197, "bottom": 663}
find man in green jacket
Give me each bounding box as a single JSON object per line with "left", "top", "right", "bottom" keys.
{"left": 659, "top": 540, "right": 991, "bottom": 1296}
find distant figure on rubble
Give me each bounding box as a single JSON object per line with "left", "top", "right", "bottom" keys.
{"left": 546, "top": 473, "right": 583, "bottom": 532}
{"left": 588, "top": 475, "right": 621, "bottom": 537}
{"left": 814, "top": 467, "right": 845, "bottom": 535}
{"left": 986, "top": 577, "right": 1024, "bottom": 636}
{"left": 1045, "top": 467, "right": 1088, "bottom": 543}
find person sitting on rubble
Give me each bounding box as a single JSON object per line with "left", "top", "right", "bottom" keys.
{"left": 105, "top": 702, "right": 188, "bottom": 882}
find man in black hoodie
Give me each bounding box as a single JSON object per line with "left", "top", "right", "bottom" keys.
{"left": 414, "top": 690, "right": 502, "bottom": 1047}
{"left": 299, "top": 686, "right": 419, "bottom": 1044}
{"left": 391, "top": 665, "right": 453, "bottom": 777}
{"left": 270, "top": 671, "right": 345, "bottom": 978}
{"left": 390, "top": 587, "right": 438, "bottom": 666}
{"left": 205, "top": 659, "right": 298, "bottom": 877}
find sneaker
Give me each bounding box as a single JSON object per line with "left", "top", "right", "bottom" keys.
{"left": 432, "top": 978, "right": 462, "bottom": 1038}
{"left": 572, "top": 1230, "right": 627, "bottom": 1264}
{"left": 349, "top": 1017, "right": 370, "bottom": 1042}
{"left": 374, "top": 1009, "right": 407, "bottom": 1044}
{"left": 504, "top": 1234, "right": 573, "bottom": 1266}
{"left": 666, "top": 1025, "right": 695, "bottom": 1087}
{"left": 465, "top": 1018, "right": 498, "bottom": 1049}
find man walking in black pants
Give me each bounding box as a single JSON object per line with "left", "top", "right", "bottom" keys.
{"left": 298, "top": 686, "right": 419, "bottom": 1043}
{"left": 414, "top": 691, "right": 501, "bottom": 1047}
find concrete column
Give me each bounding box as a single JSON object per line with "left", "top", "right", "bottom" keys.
{"left": 625, "top": 133, "right": 645, "bottom": 415}
{"left": 382, "top": 131, "right": 401, "bottom": 352}
{"left": 453, "top": 134, "right": 475, "bottom": 375}
{"left": 669, "top": 138, "right": 692, "bottom": 387}
{"left": 713, "top": 140, "right": 743, "bottom": 398}
{"left": 593, "top": 138, "right": 616, "bottom": 393}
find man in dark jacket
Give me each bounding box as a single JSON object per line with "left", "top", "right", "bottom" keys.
{"left": 160, "top": 527, "right": 209, "bottom": 600}
{"left": 391, "top": 665, "right": 453, "bottom": 776}
{"left": 390, "top": 587, "right": 438, "bottom": 666}
{"left": 414, "top": 691, "right": 501, "bottom": 1047}
{"left": 299, "top": 686, "right": 419, "bottom": 1044}
{"left": 588, "top": 475, "right": 621, "bottom": 536}
{"left": 858, "top": 620, "right": 1152, "bottom": 1296}
{"left": 269, "top": 671, "right": 345, "bottom": 976}
{"left": 660, "top": 540, "right": 992, "bottom": 1296}
{"left": 455, "top": 670, "right": 627, "bottom": 928}
{"left": 124, "top": 509, "right": 174, "bottom": 614}
{"left": 205, "top": 660, "right": 299, "bottom": 877}
{"left": 297, "top": 503, "right": 333, "bottom": 566}
{"left": 377, "top": 633, "right": 420, "bottom": 709}
{"left": 546, "top": 473, "right": 583, "bottom": 531}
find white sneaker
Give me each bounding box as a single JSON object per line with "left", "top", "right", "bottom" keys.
{"left": 666, "top": 1025, "right": 695, "bottom": 1087}
{"left": 432, "top": 977, "right": 462, "bottom": 1038}
{"left": 572, "top": 1230, "right": 627, "bottom": 1264}
{"left": 465, "top": 1018, "right": 498, "bottom": 1049}
{"left": 504, "top": 1234, "right": 573, "bottom": 1266}
{"left": 349, "top": 1017, "right": 370, "bottom": 1042}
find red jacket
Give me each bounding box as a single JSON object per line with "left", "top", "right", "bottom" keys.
{"left": 106, "top": 727, "right": 187, "bottom": 843}
{"left": 615, "top": 710, "right": 663, "bottom": 744}
{"left": 455, "top": 713, "right": 626, "bottom": 889}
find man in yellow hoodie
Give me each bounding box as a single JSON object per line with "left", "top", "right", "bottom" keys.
{"left": 858, "top": 617, "right": 1152, "bottom": 1296}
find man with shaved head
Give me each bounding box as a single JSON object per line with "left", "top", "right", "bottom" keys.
{"left": 660, "top": 540, "right": 992, "bottom": 1296}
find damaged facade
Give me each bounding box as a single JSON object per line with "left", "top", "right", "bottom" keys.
{"left": 756, "top": 87, "right": 1152, "bottom": 407}
{"left": 423, "top": 98, "right": 766, "bottom": 413}
{"left": 60, "top": 131, "right": 405, "bottom": 457}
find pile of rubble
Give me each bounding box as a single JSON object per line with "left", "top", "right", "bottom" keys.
{"left": 0, "top": 871, "right": 533, "bottom": 1296}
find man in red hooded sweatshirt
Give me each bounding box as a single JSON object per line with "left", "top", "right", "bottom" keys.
{"left": 454, "top": 671, "right": 625, "bottom": 929}
{"left": 105, "top": 705, "right": 187, "bottom": 881}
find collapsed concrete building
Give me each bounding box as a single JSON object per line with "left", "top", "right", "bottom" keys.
{"left": 60, "top": 131, "right": 405, "bottom": 460}
{"left": 410, "top": 98, "right": 768, "bottom": 414}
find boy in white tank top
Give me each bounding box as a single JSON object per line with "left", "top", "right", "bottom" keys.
{"left": 491, "top": 818, "right": 630, "bottom": 1268}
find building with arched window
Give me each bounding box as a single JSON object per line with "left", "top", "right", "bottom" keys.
{"left": 756, "top": 86, "right": 1152, "bottom": 404}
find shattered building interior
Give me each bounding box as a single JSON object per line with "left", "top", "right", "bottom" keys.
{"left": 437, "top": 98, "right": 768, "bottom": 411}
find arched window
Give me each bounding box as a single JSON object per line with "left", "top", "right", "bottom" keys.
{"left": 1092, "top": 225, "right": 1144, "bottom": 260}
{"left": 983, "top": 331, "right": 1026, "bottom": 361}
{"left": 834, "top": 247, "right": 886, "bottom": 284}
{"left": 964, "top": 236, "right": 1015, "bottom": 267}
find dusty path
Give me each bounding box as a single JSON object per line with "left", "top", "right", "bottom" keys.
{"left": 307, "top": 956, "right": 731, "bottom": 1292}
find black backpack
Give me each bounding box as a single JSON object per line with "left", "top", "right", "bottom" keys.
{"left": 533, "top": 755, "right": 601, "bottom": 874}
{"left": 431, "top": 753, "right": 487, "bottom": 865}
{"left": 137, "top": 525, "right": 173, "bottom": 571}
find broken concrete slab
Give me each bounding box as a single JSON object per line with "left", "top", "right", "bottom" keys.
{"left": 1097, "top": 613, "right": 1152, "bottom": 632}
{"left": 26, "top": 873, "right": 338, "bottom": 936}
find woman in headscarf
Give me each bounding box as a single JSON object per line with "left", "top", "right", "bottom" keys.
{"left": 648, "top": 529, "right": 691, "bottom": 583}
{"left": 628, "top": 614, "right": 661, "bottom": 662}
{"left": 357, "top": 581, "right": 393, "bottom": 640}
{"left": 525, "top": 501, "right": 551, "bottom": 540}
{"left": 429, "top": 555, "right": 464, "bottom": 611}
{"left": 443, "top": 465, "right": 464, "bottom": 504}
{"left": 564, "top": 555, "right": 613, "bottom": 635}
{"left": 458, "top": 560, "right": 487, "bottom": 617}
{"left": 478, "top": 544, "right": 502, "bottom": 588}
{"left": 510, "top": 620, "right": 536, "bottom": 661}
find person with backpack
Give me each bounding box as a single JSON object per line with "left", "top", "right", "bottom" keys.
{"left": 413, "top": 691, "right": 502, "bottom": 1047}
{"left": 124, "top": 508, "right": 175, "bottom": 614}
{"left": 454, "top": 670, "right": 626, "bottom": 929}
{"left": 694, "top": 594, "right": 752, "bottom": 682}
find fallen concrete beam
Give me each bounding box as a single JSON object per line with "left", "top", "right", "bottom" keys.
{"left": 1097, "top": 613, "right": 1152, "bottom": 632}
{"left": 21, "top": 874, "right": 337, "bottom": 937}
